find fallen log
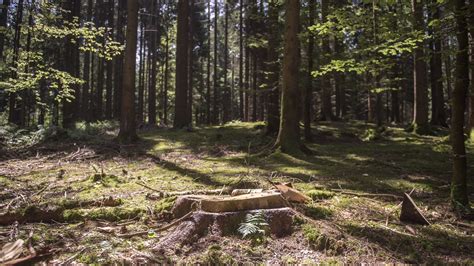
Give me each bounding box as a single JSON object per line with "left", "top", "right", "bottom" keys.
{"left": 0, "top": 197, "right": 123, "bottom": 225}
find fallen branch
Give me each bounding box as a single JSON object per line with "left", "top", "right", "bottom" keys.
{"left": 62, "top": 247, "right": 86, "bottom": 265}
{"left": 117, "top": 211, "right": 195, "bottom": 238}
{"left": 329, "top": 189, "right": 402, "bottom": 200}
{"left": 138, "top": 182, "right": 231, "bottom": 198}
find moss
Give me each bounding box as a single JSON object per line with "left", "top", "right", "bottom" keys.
{"left": 63, "top": 207, "right": 144, "bottom": 222}
{"left": 304, "top": 204, "right": 334, "bottom": 219}
{"left": 302, "top": 224, "right": 345, "bottom": 254}
{"left": 154, "top": 196, "right": 177, "bottom": 213}
{"left": 198, "top": 245, "right": 235, "bottom": 265}
{"left": 306, "top": 189, "right": 336, "bottom": 200}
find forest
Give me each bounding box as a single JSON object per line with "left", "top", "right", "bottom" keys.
{"left": 0, "top": 0, "right": 473, "bottom": 264}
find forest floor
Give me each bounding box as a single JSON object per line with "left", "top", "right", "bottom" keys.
{"left": 0, "top": 121, "right": 473, "bottom": 264}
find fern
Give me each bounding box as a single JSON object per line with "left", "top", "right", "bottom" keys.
{"left": 238, "top": 211, "right": 269, "bottom": 239}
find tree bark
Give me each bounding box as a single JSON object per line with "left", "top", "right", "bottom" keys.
{"left": 450, "top": 0, "right": 470, "bottom": 207}
{"left": 429, "top": 2, "right": 447, "bottom": 127}
{"left": 320, "top": 0, "right": 334, "bottom": 121}
{"left": 0, "top": 0, "right": 10, "bottom": 61}
{"left": 8, "top": 0, "right": 24, "bottom": 125}
{"left": 222, "top": 1, "right": 231, "bottom": 123}
{"left": 266, "top": 0, "right": 281, "bottom": 136}
{"left": 239, "top": 0, "right": 244, "bottom": 121}
{"left": 274, "top": 0, "right": 303, "bottom": 154}
{"left": 113, "top": 0, "right": 126, "bottom": 119}
{"left": 105, "top": 0, "right": 115, "bottom": 120}
{"left": 412, "top": 0, "right": 429, "bottom": 133}
{"left": 174, "top": 0, "right": 190, "bottom": 129}
{"left": 117, "top": 0, "right": 138, "bottom": 143}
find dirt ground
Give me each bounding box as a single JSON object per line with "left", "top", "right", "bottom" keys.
{"left": 0, "top": 121, "right": 473, "bottom": 264}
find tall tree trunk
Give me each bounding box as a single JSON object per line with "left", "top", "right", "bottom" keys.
{"left": 163, "top": 30, "right": 170, "bottom": 125}
{"left": 373, "top": 0, "right": 382, "bottom": 127}
{"left": 450, "top": 0, "right": 470, "bottom": 207}
{"left": 429, "top": 1, "right": 447, "bottom": 127}
{"left": 8, "top": 0, "right": 24, "bottom": 125}
{"left": 137, "top": 20, "right": 145, "bottom": 124}
{"left": 206, "top": 0, "right": 211, "bottom": 124}
{"left": 105, "top": 0, "right": 115, "bottom": 119}
{"left": 222, "top": 1, "right": 231, "bottom": 123}
{"left": 412, "top": 0, "right": 429, "bottom": 133}
{"left": 114, "top": 0, "right": 126, "bottom": 119}
{"left": 304, "top": 0, "right": 315, "bottom": 141}
{"left": 467, "top": 0, "right": 474, "bottom": 134}
{"left": 274, "top": 0, "right": 303, "bottom": 153}
{"left": 212, "top": 0, "right": 219, "bottom": 124}
{"left": 252, "top": 53, "right": 257, "bottom": 122}
{"left": 244, "top": 47, "right": 250, "bottom": 121}
{"left": 95, "top": 0, "right": 104, "bottom": 121}
{"left": 239, "top": 0, "right": 244, "bottom": 120}
{"left": 187, "top": 1, "right": 194, "bottom": 126}
{"left": 82, "top": 0, "right": 94, "bottom": 122}
{"left": 148, "top": 0, "right": 158, "bottom": 125}
{"left": 320, "top": 0, "right": 334, "bottom": 121}
{"left": 0, "top": 0, "right": 10, "bottom": 61}
{"left": 117, "top": 0, "right": 138, "bottom": 142}
{"left": 174, "top": 0, "right": 190, "bottom": 128}
{"left": 266, "top": 0, "right": 281, "bottom": 135}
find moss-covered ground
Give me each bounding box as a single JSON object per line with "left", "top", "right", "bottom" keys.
{"left": 0, "top": 121, "right": 473, "bottom": 264}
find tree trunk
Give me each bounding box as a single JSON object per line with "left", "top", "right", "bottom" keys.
{"left": 82, "top": 0, "right": 94, "bottom": 122}
{"left": 114, "top": 0, "right": 126, "bottom": 119}
{"left": 450, "top": 0, "right": 470, "bottom": 207}
{"left": 117, "top": 0, "right": 138, "bottom": 143}
{"left": 212, "top": 0, "right": 219, "bottom": 124}
{"left": 266, "top": 0, "right": 281, "bottom": 136}
{"left": 8, "top": 0, "right": 24, "bottom": 125}
{"left": 0, "top": 0, "right": 10, "bottom": 61}
{"left": 187, "top": 1, "right": 194, "bottom": 126}
{"left": 429, "top": 2, "right": 446, "bottom": 127}
{"left": 174, "top": 0, "right": 190, "bottom": 129}
{"left": 320, "top": 0, "right": 334, "bottom": 121}
{"left": 206, "top": 0, "right": 211, "bottom": 124}
{"left": 137, "top": 20, "right": 145, "bottom": 125}
{"left": 274, "top": 0, "right": 303, "bottom": 154}
{"left": 304, "top": 0, "right": 315, "bottom": 140}
{"left": 239, "top": 0, "right": 244, "bottom": 121}
{"left": 105, "top": 0, "right": 115, "bottom": 120}
{"left": 148, "top": 0, "right": 158, "bottom": 125}
{"left": 222, "top": 1, "right": 231, "bottom": 123}
{"left": 412, "top": 0, "right": 429, "bottom": 133}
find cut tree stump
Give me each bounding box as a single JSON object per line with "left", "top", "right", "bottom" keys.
{"left": 399, "top": 193, "right": 430, "bottom": 225}
{"left": 153, "top": 208, "right": 295, "bottom": 253}
{"left": 171, "top": 191, "right": 289, "bottom": 218}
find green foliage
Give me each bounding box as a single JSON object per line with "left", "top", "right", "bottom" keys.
{"left": 306, "top": 189, "right": 336, "bottom": 200}
{"left": 238, "top": 211, "right": 269, "bottom": 243}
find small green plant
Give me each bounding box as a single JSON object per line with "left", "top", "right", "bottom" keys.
{"left": 238, "top": 211, "right": 269, "bottom": 244}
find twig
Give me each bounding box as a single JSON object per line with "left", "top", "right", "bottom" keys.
{"left": 62, "top": 247, "right": 86, "bottom": 265}
{"left": 379, "top": 224, "right": 416, "bottom": 238}
{"left": 329, "top": 189, "right": 403, "bottom": 200}
{"left": 117, "top": 211, "right": 195, "bottom": 238}
{"left": 136, "top": 182, "right": 162, "bottom": 193}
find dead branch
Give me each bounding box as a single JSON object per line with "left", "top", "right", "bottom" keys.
{"left": 329, "top": 189, "right": 403, "bottom": 200}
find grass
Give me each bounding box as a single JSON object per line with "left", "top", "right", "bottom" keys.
{"left": 0, "top": 120, "right": 473, "bottom": 264}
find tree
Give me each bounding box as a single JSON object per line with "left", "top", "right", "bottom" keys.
{"left": 304, "top": 0, "right": 316, "bottom": 141}
{"left": 0, "top": 0, "right": 10, "bottom": 61}
{"left": 174, "top": 0, "right": 190, "bottom": 129}
{"left": 117, "top": 0, "right": 139, "bottom": 143}
{"left": 412, "top": 0, "right": 429, "bottom": 133}
{"left": 450, "top": 0, "right": 470, "bottom": 208}
{"left": 273, "top": 0, "right": 303, "bottom": 153}
{"left": 266, "top": 0, "right": 281, "bottom": 135}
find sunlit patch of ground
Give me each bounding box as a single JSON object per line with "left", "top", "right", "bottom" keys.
{"left": 0, "top": 121, "right": 472, "bottom": 264}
